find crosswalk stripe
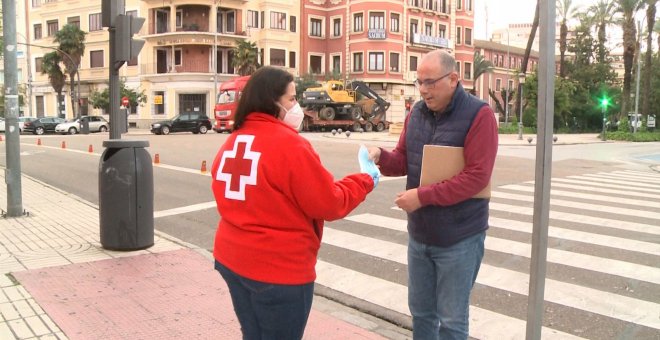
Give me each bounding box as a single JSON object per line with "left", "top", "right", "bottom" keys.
{"left": 547, "top": 181, "right": 660, "bottom": 200}
{"left": 488, "top": 217, "right": 660, "bottom": 256}
{"left": 551, "top": 178, "right": 660, "bottom": 194}
{"left": 490, "top": 202, "right": 660, "bottom": 235}
{"left": 321, "top": 228, "right": 660, "bottom": 330}
{"left": 491, "top": 191, "right": 660, "bottom": 220}
{"left": 330, "top": 219, "right": 660, "bottom": 285}
{"left": 581, "top": 173, "right": 660, "bottom": 188}
{"left": 315, "top": 261, "right": 584, "bottom": 340}
{"left": 567, "top": 174, "right": 660, "bottom": 189}
{"left": 612, "top": 170, "right": 660, "bottom": 179}
{"left": 594, "top": 172, "right": 660, "bottom": 182}
{"left": 346, "top": 214, "right": 407, "bottom": 232}
{"left": 498, "top": 184, "right": 660, "bottom": 208}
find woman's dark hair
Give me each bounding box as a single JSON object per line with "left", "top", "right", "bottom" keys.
{"left": 233, "top": 66, "right": 294, "bottom": 130}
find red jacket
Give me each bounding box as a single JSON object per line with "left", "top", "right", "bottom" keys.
{"left": 211, "top": 113, "right": 374, "bottom": 284}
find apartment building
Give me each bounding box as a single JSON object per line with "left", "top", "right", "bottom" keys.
{"left": 22, "top": 0, "right": 471, "bottom": 126}
{"left": 301, "top": 0, "right": 475, "bottom": 123}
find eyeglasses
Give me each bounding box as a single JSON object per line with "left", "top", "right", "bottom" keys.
{"left": 414, "top": 72, "right": 452, "bottom": 89}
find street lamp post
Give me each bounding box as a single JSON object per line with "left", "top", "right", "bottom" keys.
{"left": 518, "top": 73, "right": 525, "bottom": 140}
{"left": 504, "top": 28, "right": 510, "bottom": 125}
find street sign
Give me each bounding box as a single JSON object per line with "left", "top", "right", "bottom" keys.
{"left": 122, "top": 96, "right": 129, "bottom": 106}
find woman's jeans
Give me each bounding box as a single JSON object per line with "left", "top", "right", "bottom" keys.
{"left": 408, "top": 231, "right": 486, "bottom": 340}
{"left": 215, "top": 261, "right": 314, "bottom": 340}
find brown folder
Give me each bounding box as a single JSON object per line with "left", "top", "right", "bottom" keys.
{"left": 419, "top": 145, "right": 491, "bottom": 198}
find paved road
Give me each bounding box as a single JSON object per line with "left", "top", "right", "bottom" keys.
{"left": 3, "top": 132, "right": 659, "bottom": 339}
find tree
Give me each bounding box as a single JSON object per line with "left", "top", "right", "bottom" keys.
{"left": 54, "top": 24, "right": 86, "bottom": 117}
{"left": 471, "top": 51, "right": 494, "bottom": 95}
{"left": 616, "top": 0, "right": 645, "bottom": 118}
{"left": 232, "top": 40, "right": 260, "bottom": 76}
{"left": 641, "top": 0, "right": 657, "bottom": 117}
{"left": 89, "top": 79, "right": 147, "bottom": 113}
{"left": 41, "top": 52, "right": 67, "bottom": 118}
{"left": 655, "top": 21, "right": 660, "bottom": 53}
{"left": 589, "top": 0, "right": 617, "bottom": 63}
{"left": 557, "top": 0, "right": 579, "bottom": 77}
{"left": 488, "top": 88, "right": 515, "bottom": 118}
{"left": 514, "top": 0, "right": 540, "bottom": 126}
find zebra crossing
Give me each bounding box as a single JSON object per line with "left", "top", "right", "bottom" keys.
{"left": 316, "top": 169, "right": 660, "bottom": 339}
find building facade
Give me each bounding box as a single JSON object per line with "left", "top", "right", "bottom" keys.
{"left": 20, "top": 0, "right": 473, "bottom": 126}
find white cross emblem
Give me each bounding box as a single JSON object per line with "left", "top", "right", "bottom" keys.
{"left": 216, "top": 135, "right": 261, "bottom": 201}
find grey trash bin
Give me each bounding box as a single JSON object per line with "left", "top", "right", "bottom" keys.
{"left": 99, "top": 140, "right": 154, "bottom": 250}
{"left": 81, "top": 118, "right": 90, "bottom": 134}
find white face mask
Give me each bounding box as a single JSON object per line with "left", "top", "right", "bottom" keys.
{"left": 279, "top": 103, "right": 305, "bottom": 131}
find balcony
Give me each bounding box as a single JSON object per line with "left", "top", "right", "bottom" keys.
{"left": 410, "top": 33, "right": 453, "bottom": 50}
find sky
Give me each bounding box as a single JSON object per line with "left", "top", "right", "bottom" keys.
{"left": 474, "top": 0, "right": 605, "bottom": 40}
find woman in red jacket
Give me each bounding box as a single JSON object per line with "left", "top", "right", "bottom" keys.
{"left": 211, "top": 66, "right": 377, "bottom": 340}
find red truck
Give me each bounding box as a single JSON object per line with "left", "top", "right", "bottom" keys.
{"left": 213, "top": 76, "right": 250, "bottom": 133}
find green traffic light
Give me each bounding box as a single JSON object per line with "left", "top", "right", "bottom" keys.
{"left": 601, "top": 98, "right": 609, "bottom": 107}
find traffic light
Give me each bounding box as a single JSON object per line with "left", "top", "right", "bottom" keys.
{"left": 600, "top": 97, "right": 609, "bottom": 108}
{"left": 115, "top": 14, "right": 145, "bottom": 63}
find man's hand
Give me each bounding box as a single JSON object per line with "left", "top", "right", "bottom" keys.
{"left": 368, "top": 147, "right": 381, "bottom": 164}
{"left": 395, "top": 189, "right": 422, "bottom": 213}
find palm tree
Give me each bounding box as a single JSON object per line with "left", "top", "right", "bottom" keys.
{"left": 655, "top": 21, "right": 660, "bottom": 53}
{"left": 470, "top": 51, "right": 494, "bottom": 95}
{"left": 54, "top": 24, "right": 86, "bottom": 117}
{"left": 41, "top": 52, "right": 67, "bottom": 118}
{"left": 616, "top": 0, "right": 645, "bottom": 118}
{"left": 590, "top": 0, "right": 617, "bottom": 63}
{"left": 232, "top": 40, "right": 260, "bottom": 76}
{"left": 641, "top": 0, "right": 657, "bottom": 117}
{"left": 514, "top": 0, "right": 540, "bottom": 125}
{"left": 557, "top": 0, "right": 579, "bottom": 77}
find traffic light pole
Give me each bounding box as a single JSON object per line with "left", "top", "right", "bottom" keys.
{"left": 601, "top": 107, "right": 606, "bottom": 141}
{"left": 109, "top": 26, "right": 122, "bottom": 140}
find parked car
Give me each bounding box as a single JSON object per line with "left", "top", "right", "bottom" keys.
{"left": 150, "top": 113, "right": 212, "bottom": 135}
{"left": 0, "top": 117, "right": 37, "bottom": 133}
{"left": 55, "top": 116, "right": 109, "bottom": 134}
{"left": 23, "top": 117, "right": 67, "bottom": 135}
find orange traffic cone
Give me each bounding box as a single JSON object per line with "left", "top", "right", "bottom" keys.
{"left": 154, "top": 154, "right": 160, "bottom": 164}
{"left": 37, "top": 138, "right": 42, "bottom": 145}
{"left": 88, "top": 144, "right": 94, "bottom": 153}
{"left": 61, "top": 141, "right": 66, "bottom": 149}
{"left": 201, "top": 160, "right": 207, "bottom": 174}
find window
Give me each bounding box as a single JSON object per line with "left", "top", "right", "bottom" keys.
{"left": 390, "top": 14, "right": 399, "bottom": 33}
{"left": 176, "top": 10, "right": 183, "bottom": 28}
{"left": 47, "top": 20, "right": 58, "bottom": 37}
{"left": 289, "top": 51, "right": 296, "bottom": 68}
{"left": 465, "top": 27, "right": 472, "bottom": 45}
{"left": 466, "top": 0, "right": 473, "bottom": 11}
{"left": 34, "top": 24, "right": 42, "bottom": 39}
{"left": 440, "top": 0, "right": 448, "bottom": 13}
{"left": 290, "top": 16, "right": 296, "bottom": 32}
{"left": 89, "top": 14, "right": 102, "bottom": 31}
{"left": 36, "top": 96, "right": 45, "bottom": 117}
{"left": 390, "top": 52, "right": 399, "bottom": 72}
{"left": 271, "top": 11, "right": 286, "bottom": 30}
{"left": 310, "top": 18, "right": 322, "bottom": 37}
{"left": 227, "top": 11, "right": 235, "bottom": 33}
{"left": 154, "top": 91, "right": 165, "bottom": 115}
{"left": 457, "top": 0, "right": 462, "bottom": 10}
{"left": 495, "top": 78, "right": 502, "bottom": 91}
{"left": 32, "top": 0, "right": 41, "bottom": 8}
{"left": 333, "top": 18, "right": 341, "bottom": 37}
{"left": 90, "top": 50, "right": 104, "bottom": 68}
{"left": 353, "top": 13, "right": 363, "bottom": 32}
{"left": 508, "top": 79, "right": 514, "bottom": 90}
{"left": 410, "top": 56, "right": 418, "bottom": 71}
{"left": 332, "top": 55, "right": 341, "bottom": 73}
{"left": 174, "top": 49, "right": 182, "bottom": 66}
{"left": 456, "top": 26, "right": 462, "bottom": 45}
{"left": 410, "top": 19, "right": 418, "bottom": 34}
{"left": 464, "top": 62, "right": 472, "bottom": 80}
{"left": 368, "top": 52, "right": 384, "bottom": 72}
{"left": 424, "top": 22, "right": 433, "bottom": 36}
{"left": 369, "top": 12, "right": 384, "bottom": 29}
{"left": 310, "top": 55, "right": 322, "bottom": 74}
{"left": 35, "top": 57, "right": 43, "bottom": 73}
{"left": 126, "top": 10, "right": 136, "bottom": 17}
{"left": 353, "top": 52, "right": 363, "bottom": 72}
{"left": 456, "top": 62, "right": 461, "bottom": 79}
{"left": 270, "top": 48, "right": 285, "bottom": 66}
{"left": 261, "top": 11, "right": 265, "bottom": 28}
{"left": 67, "top": 16, "right": 80, "bottom": 29}
{"left": 247, "top": 10, "right": 259, "bottom": 28}
{"left": 439, "top": 24, "right": 446, "bottom": 38}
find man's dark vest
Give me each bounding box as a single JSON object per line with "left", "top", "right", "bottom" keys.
{"left": 405, "top": 83, "right": 489, "bottom": 247}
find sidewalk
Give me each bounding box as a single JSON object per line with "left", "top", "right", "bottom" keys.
{"left": 0, "top": 171, "right": 403, "bottom": 339}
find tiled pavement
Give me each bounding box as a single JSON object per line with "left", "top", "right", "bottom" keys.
{"left": 0, "top": 171, "right": 390, "bottom": 339}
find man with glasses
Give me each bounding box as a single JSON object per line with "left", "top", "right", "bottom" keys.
{"left": 368, "top": 50, "right": 498, "bottom": 339}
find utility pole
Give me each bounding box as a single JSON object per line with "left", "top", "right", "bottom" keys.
{"left": 505, "top": 28, "right": 510, "bottom": 125}
{"left": 633, "top": 20, "right": 642, "bottom": 134}
{"left": 3, "top": 0, "right": 24, "bottom": 217}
